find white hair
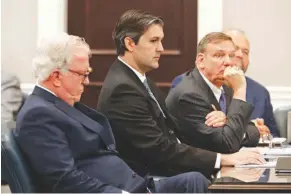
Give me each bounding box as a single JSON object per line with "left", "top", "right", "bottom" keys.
{"left": 32, "top": 32, "right": 91, "bottom": 82}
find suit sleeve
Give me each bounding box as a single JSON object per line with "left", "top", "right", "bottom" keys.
{"left": 241, "top": 123, "right": 260, "bottom": 147}
{"left": 177, "top": 92, "right": 255, "bottom": 153}
{"left": 104, "top": 84, "right": 217, "bottom": 174}
{"left": 1, "top": 75, "right": 23, "bottom": 121}
{"left": 16, "top": 107, "right": 122, "bottom": 193}
{"left": 263, "top": 91, "right": 279, "bottom": 137}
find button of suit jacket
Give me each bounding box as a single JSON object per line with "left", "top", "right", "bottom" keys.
{"left": 169, "top": 130, "right": 174, "bottom": 134}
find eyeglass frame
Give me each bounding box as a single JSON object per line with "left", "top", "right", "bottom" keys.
{"left": 66, "top": 67, "right": 92, "bottom": 82}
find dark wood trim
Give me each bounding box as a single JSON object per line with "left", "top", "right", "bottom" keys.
{"left": 91, "top": 49, "right": 181, "bottom": 55}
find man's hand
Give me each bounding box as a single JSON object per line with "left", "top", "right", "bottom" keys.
{"left": 221, "top": 150, "right": 265, "bottom": 166}
{"left": 223, "top": 66, "right": 246, "bottom": 91}
{"left": 205, "top": 105, "right": 227, "bottom": 127}
{"left": 251, "top": 118, "right": 270, "bottom": 136}
{"left": 223, "top": 66, "right": 247, "bottom": 101}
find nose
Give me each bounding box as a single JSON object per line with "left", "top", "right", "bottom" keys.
{"left": 235, "top": 49, "right": 243, "bottom": 59}
{"left": 157, "top": 41, "right": 164, "bottom": 52}
{"left": 223, "top": 55, "right": 235, "bottom": 67}
{"left": 83, "top": 76, "right": 90, "bottom": 85}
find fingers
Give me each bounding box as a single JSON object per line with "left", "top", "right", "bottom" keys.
{"left": 205, "top": 111, "right": 226, "bottom": 127}
{"left": 206, "top": 117, "right": 226, "bottom": 127}
{"left": 211, "top": 104, "right": 217, "bottom": 111}
{"left": 248, "top": 151, "right": 266, "bottom": 164}
{"left": 258, "top": 125, "right": 270, "bottom": 135}
{"left": 257, "top": 118, "right": 264, "bottom": 125}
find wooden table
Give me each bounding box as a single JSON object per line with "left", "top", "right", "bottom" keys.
{"left": 209, "top": 167, "right": 291, "bottom": 193}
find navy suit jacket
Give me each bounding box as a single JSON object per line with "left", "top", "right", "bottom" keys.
{"left": 14, "top": 86, "right": 152, "bottom": 193}
{"left": 171, "top": 73, "right": 279, "bottom": 137}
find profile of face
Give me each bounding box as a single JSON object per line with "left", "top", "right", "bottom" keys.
{"left": 196, "top": 40, "right": 236, "bottom": 86}
{"left": 59, "top": 48, "right": 91, "bottom": 105}
{"left": 130, "top": 24, "right": 164, "bottom": 73}
{"left": 226, "top": 31, "right": 250, "bottom": 72}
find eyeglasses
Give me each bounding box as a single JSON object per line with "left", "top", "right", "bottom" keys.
{"left": 67, "top": 67, "right": 92, "bottom": 82}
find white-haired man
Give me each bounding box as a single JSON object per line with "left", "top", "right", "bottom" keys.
{"left": 14, "top": 32, "right": 210, "bottom": 193}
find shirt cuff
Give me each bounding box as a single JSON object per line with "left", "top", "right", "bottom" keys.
{"left": 214, "top": 153, "right": 221, "bottom": 169}
{"left": 122, "top": 190, "right": 130, "bottom": 194}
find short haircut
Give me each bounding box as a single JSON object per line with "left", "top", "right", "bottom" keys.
{"left": 112, "top": 9, "right": 164, "bottom": 56}
{"left": 32, "top": 33, "right": 90, "bottom": 82}
{"left": 197, "top": 32, "right": 233, "bottom": 54}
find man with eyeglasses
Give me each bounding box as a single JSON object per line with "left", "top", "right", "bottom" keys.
{"left": 13, "top": 32, "right": 209, "bottom": 193}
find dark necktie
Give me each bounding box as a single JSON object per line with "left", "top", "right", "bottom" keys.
{"left": 143, "top": 79, "right": 166, "bottom": 118}
{"left": 219, "top": 91, "right": 227, "bottom": 114}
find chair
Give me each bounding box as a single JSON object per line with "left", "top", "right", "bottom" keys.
{"left": 274, "top": 105, "right": 291, "bottom": 138}
{"left": 1, "top": 121, "right": 37, "bottom": 193}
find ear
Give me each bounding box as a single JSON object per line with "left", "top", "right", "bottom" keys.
{"left": 124, "top": 37, "right": 135, "bottom": 52}
{"left": 51, "top": 70, "right": 62, "bottom": 87}
{"left": 196, "top": 53, "right": 205, "bottom": 69}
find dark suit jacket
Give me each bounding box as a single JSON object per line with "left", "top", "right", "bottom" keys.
{"left": 166, "top": 68, "right": 260, "bottom": 154}
{"left": 14, "top": 86, "right": 152, "bottom": 193}
{"left": 171, "top": 73, "right": 279, "bottom": 137}
{"left": 97, "top": 59, "right": 218, "bottom": 178}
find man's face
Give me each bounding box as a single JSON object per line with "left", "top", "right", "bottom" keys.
{"left": 226, "top": 32, "right": 250, "bottom": 72}
{"left": 132, "top": 24, "right": 164, "bottom": 73}
{"left": 60, "top": 48, "right": 91, "bottom": 104}
{"left": 197, "top": 40, "right": 236, "bottom": 86}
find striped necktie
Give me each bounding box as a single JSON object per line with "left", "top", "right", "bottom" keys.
{"left": 143, "top": 79, "right": 166, "bottom": 118}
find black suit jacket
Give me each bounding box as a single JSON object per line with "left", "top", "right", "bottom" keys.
{"left": 14, "top": 86, "right": 152, "bottom": 193}
{"left": 98, "top": 59, "right": 218, "bottom": 178}
{"left": 165, "top": 68, "right": 259, "bottom": 154}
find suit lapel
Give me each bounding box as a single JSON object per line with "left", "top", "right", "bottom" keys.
{"left": 191, "top": 68, "right": 221, "bottom": 111}
{"left": 33, "top": 86, "right": 115, "bottom": 149}
{"left": 115, "top": 59, "right": 161, "bottom": 108}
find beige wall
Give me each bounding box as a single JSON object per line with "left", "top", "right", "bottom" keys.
{"left": 1, "top": 0, "right": 66, "bottom": 83}
{"left": 1, "top": 0, "right": 38, "bottom": 83}
{"left": 223, "top": 0, "right": 291, "bottom": 86}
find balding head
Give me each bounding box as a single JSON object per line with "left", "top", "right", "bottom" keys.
{"left": 223, "top": 29, "right": 250, "bottom": 72}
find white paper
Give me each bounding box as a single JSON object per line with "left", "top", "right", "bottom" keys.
{"left": 235, "top": 161, "right": 277, "bottom": 168}
{"left": 264, "top": 147, "right": 291, "bottom": 156}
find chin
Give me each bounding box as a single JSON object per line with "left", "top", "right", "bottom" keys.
{"left": 151, "top": 62, "right": 159, "bottom": 69}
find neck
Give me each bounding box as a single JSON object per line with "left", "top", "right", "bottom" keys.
{"left": 119, "top": 54, "right": 146, "bottom": 75}
{"left": 39, "top": 81, "right": 56, "bottom": 94}
{"left": 40, "top": 81, "right": 75, "bottom": 106}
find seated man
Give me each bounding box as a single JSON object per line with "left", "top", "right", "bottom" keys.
{"left": 1, "top": 71, "right": 24, "bottom": 123}
{"left": 98, "top": 9, "right": 264, "bottom": 179}
{"left": 171, "top": 29, "right": 279, "bottom": 137}
{"left": 14, "top": 33, "right": 210, "bottom": 193}
{"left": 223, "top": 29, "right": 279, "bottom": 137}
{"left": 166, "top": 32, "right": 260, "bottom": 153}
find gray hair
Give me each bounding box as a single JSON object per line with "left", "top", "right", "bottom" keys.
{"left": 32, "top": 33, "right": 90, "bottom": 82}
{"left": 223, "top": 28, "right": 247, "bottom": 36}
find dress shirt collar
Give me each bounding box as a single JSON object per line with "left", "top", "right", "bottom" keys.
{"left": 118, "top": 56, "right": 146, "bottom": 83}
{"left": 36, "top": 83, "right": 57, "bottom": 96}
{"left": 198, "top": 70, "right": 224, "bottom": 102}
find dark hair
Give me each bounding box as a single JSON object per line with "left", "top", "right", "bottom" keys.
{"left": 112, "top": 9, "right": 164, "bottom": 56}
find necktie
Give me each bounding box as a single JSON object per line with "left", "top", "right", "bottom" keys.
{"left": 143, "top": 79, "right": 166, "bottom": 118}
{"left": 219, "top": 91, "right": 227, "bottom": 114}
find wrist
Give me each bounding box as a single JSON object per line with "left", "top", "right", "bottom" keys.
{"left": 233, "top": 87, "right": 246, "bottom": 101}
